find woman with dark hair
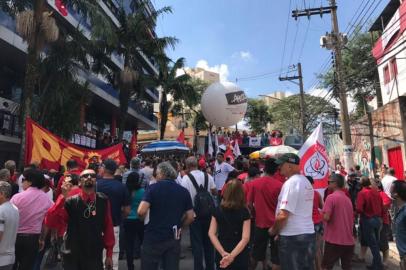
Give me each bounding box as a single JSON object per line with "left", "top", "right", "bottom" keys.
{"left": 209, "top": 180, "right": 251, "bottom": 270}
{"left": 123, "top": 172, "right": 145, "bottom": 270}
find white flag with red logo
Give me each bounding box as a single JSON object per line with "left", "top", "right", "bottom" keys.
{"left": 298, "top": 123, "right": 330, "bottom": 189}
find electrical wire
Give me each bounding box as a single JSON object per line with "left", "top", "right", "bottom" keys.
{"left": 280, "top": 0, "right": 293, "bottom": 73}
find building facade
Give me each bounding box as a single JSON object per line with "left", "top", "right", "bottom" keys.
{"left": 354, "top": 0, "right": 406, "bottom": 178}
{"left": 0, "top": 0, "right": 159, "bottom": 164}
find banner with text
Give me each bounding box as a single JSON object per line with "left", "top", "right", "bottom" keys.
{"left": 25, "top": 118, "right": 127, "bottom": 170}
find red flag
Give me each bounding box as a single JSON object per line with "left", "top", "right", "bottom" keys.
{"left": 224, "top": 144, "right": 234, "bottom": 163}
{"left": 55, "top": 0, "right": 68, "bottom": 16}
{"left": 177, "top": 131, "right": 185, "bottom": 144}
{"left": 130, "top": 130, "right": 138, "bottom": 158}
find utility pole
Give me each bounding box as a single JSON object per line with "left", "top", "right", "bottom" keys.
{"left": 279, "top": 63, "right": 305, "bottom": 136}
{"left": 330, "top": 0, "right": 353, "bottom": 172}
{"left": 292, "top": 0, "right": 354, "bottom": 171}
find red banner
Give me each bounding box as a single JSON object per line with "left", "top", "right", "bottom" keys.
{"left": 25, "top": 118, "right": 127, "bottom": 170}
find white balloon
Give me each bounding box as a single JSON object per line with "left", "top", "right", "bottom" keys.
{"left": 201, "top": 82, "right": 248, "bottom": 127}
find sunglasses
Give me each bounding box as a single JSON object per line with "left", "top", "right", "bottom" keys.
{"left": 81, "top": 173, "right": 97, "bottom": 179}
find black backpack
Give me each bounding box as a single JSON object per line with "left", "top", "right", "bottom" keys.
{"left": 188, "top": 173, "right": 215, "bottom": 220}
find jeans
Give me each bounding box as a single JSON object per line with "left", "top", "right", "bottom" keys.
{"left": 13, "top": 234, "right": 40, "bottom": 270}
{"left": 141, "top": 239, "right": 181, "bottom": 270}
{"left": 124, "top": 219, "right": 144, "bottom": 270}
{"left": 190, "top": 219, "right": 215, "bottom": 270}
{"left": 278, "top": 233, "right": 316, "bottom": 270}
{"left": 361, "top": 216, "right": 383, "bottom": 270}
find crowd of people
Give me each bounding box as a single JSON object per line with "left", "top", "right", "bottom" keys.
{"left": 0, "top": 153, "right": 405, "bottom": 270}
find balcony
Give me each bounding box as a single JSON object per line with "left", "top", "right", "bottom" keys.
{"left": 81, "top": 70, "right": 156, "bottom": 124}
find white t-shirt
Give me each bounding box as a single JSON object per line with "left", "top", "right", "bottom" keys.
{"left": 140, "top": 166, "right": 154, "bottom": 185}
{"left": 181, "top": 170, "right": 216, "bottom": 205}
{"left": 276, "top": 174, "right": 315, "bottom": 236}
{"left": 214, "top": 162, "right": 235, "bottom": 190}
{"left": 382, "top": 175, "right": 397, "bottom": 198}
{"left": 0, "top": 201, "right": 19, "bottom": 266}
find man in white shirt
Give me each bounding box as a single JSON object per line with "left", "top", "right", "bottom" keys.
{"left": 382, "top": 168, "right": 397, "bottom": 198}
{"left": 0, "top": 182, "right": 19, "bottom": 270}
{"left": 181, "top": 157, "right": 217, "bottom": 270}
{"left": 269, "top": 153, "right": 315, "bottom": 270}
{"left": 140, "top": 159, "right": 154, "bottom": 185}
{"left": 213, "top": 153, "right": 235, "bottom": 192}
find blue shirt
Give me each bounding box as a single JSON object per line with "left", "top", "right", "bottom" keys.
{"left": 127, "top": 188, "right": 145, "bottom": 220}
{"left": 97, "top": 178, "right": 131, "bottom": 226}
{"left": 395, "top": 204, "right": 406, "bottom": 256}
{"left": 142, "top": 180, "right": 193, "bottom": 244}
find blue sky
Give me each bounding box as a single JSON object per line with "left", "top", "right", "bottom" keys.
{"left": 153, "top": 0, "right": 388, "bottom": 98}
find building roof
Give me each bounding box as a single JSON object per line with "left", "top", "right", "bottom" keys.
{"left": 369, "top": 0, "right": 400, "bottom": 32}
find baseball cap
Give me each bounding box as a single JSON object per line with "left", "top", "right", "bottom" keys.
{"left": 102, "top": 159, "right": 118, "bottom": 173}
{"left": 275, "top": 153, "right": 300, "bottom": 165}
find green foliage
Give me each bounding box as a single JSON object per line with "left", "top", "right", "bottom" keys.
{"left": 245, "top": 99, "right": 272, "bottom": 133}
{"left": 33, "top": 29, "right": 92, "bottom": 138}
{"left": 270, "top": 94, "right": 337, "bottom": 135}
{"left": 319, "top": 31, "right": 380, "bottom": 119}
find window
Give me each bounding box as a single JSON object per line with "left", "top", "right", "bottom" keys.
{"left": 383, "top": 65, "right": 390, "bottom": 84}
{"left": 390, "top": 58, "right": 398, "bottom": 79}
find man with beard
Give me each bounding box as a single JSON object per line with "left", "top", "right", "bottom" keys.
{"left": 45, "top": 169, "right": 114, "bottom": 270}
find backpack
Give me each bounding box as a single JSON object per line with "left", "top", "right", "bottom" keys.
{"left": 188, "top": 173, "right": 215, "bottom": 220}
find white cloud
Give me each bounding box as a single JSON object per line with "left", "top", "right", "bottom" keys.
{"left": 308, "top": 88, "right": 357, "bottom": 113}
{"left": 195, "top": 59, "right": 230, "bottom": 82}
{"left": 232, "top": 51, "right": 253, "bottom": 61}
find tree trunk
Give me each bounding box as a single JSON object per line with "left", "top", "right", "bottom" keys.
{"left": 18, "top": 0, "right": 44, "bottom": 168}
{"left": 118, "top": 86, "right": 129, "bottom": 140}
{"left": 160, "top": 92, "right": 168, "bottom": 140}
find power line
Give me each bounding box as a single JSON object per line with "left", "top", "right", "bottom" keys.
{"left": 280, "top": 0, "right": 293, "bottom": 73}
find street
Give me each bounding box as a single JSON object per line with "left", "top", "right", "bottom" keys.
{"left": 118, "top": 229, "right": 401, "bottom": 270}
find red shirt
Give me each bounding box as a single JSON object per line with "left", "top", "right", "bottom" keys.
{"left": 312, "top": 191, "right": 323, "bottom": 224}
{"left": 324, "top": 187, "right": 350, "bottom": 201}
{"left": 45, "top": 187, "right": 81, "bottom": 237}
{"left": 45, "top": 190, "right": 115, "bottom": 257}
{"left": 356, "top": 187, "right": 384, "bottom": 219}
{"left": 238, "top": 172, "right": 248, "bottom": 183}
{"left": 323, "top": 190, "right": 354, "bottom": 245}
{"left": 55, "top": 169, "right": 82, "bottom": 198}
{"left": 248, "top": 175, "right": 283, "bottom": 228}
{"left": 379, "top": 190, "right": 392, "bottom": 225}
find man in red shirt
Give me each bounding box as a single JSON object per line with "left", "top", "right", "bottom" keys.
{"left": 356, "top": 176, "right": 384, "bottom": 270}
{"left": 248, "top": 158, "right": 283, "bottom": 270}
{"left": 322, "top": 173, "right": 355, "bottom": 269}
{"left": 45, "top": 169, "right": 114, "bottom": 270}
{"left": 55, "top": 159, "right": 82, "bottom": 198}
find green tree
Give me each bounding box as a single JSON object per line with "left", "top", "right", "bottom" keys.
{"left": 2, "top": 0, "right": 112, "bottom": 165}
{"left": 172, "top": 78, "right": 208, "bottom": 147}
{"left": 270, "top": 94, "right": 337, "bottom": 136}
{"left": 156, "top": 57, "right": 192, "bottom": 140}
{"left": 36, "top": 29, "right": 92, "bottom": 138}
{"left": 320, "top": 31, "right": 380, "bottom": 119}
{"left": 245, "top": 99, "right": 272, "bottom": 133}
{"left": 107, "top": 1, "right": 177, "bottom": 138}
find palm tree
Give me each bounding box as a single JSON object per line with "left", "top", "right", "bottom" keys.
{"left": 1, "top": 0, "right": 112, "bottom": 165}
{"left": 156, "top": 57, "right": 192, "bottom": 140}
{"left": 111, "top": 1, "right": 177, "bottom": 139}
